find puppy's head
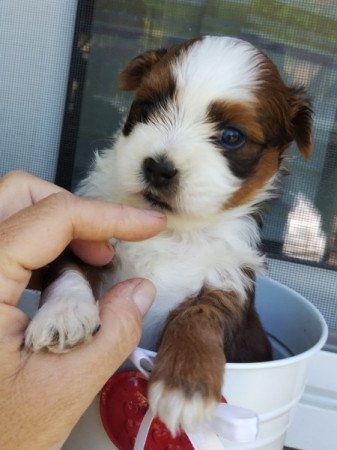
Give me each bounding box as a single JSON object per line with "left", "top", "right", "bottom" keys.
{"left": 114, "top": 36, "right": 312, "bottom": 228}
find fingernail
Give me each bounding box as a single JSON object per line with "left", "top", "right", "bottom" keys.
{"left": 132, "top": 279, "right": 156, "bottom": 316}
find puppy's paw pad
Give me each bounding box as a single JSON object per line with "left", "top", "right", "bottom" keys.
{"left": 24, "top": 295, "right": 100, "bottom": 353}
{"left": 148, "top": 381, "right": 216, "bottom": 436}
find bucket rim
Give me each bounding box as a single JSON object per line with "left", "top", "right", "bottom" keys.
{"left": 227, "top": 276, "right": 329, "bottom": 371}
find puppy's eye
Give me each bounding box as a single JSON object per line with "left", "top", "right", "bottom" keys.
{"left": 220, "top": 127, "right": 246, "bottom": 150}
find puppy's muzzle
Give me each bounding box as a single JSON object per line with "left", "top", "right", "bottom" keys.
{"left": 143, "top": 156, "right": 178, "bottom": 189}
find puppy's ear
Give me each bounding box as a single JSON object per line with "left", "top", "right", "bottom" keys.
{"left": 118, "top": 49, "right": 168, "bottom": 91}
{"left": 289, "top": 87, "right": 313, "bottom": 159}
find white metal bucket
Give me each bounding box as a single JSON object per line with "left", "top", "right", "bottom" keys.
{"left": 221, "top": 275, "right": 328, "bottom": 450}
{"left": 63, "top": 276, "right": 328, "bottom": 450}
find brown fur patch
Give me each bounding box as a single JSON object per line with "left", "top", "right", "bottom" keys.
{"left": 225, "top": 146, "right": 280, "bottom": 208}
{"left": 208, "top": 54, "right": 312, "bottom": 208}
{"left": 119, "top": 37, "right": 201, "bottom": 95}
{"left": 208, "top": 100, "right": 268, "bottom": 179}
{"left": 208, "top": 101, "right": 265, "bottom": 144}
{"left": 255, "top": 53, "right": 312, "bottom": 158}
{"left": 120, "top": 38, "right": 203, "bottom": 136}
{"left": 118, "top": 49, "right": 169, "bottom": 91}
{"left": 149, "top": 285, "right": 271, "bottom": 401}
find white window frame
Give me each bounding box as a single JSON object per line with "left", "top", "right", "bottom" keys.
{"left": 286, "top": 350, "right": 337, "bottom": 450}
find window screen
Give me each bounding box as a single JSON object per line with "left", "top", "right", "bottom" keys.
{"left": 57, "top": 0, "right": 337, "bottom": 335}
{"left": 0, "top": 0, "right": 77, "bottom": 181}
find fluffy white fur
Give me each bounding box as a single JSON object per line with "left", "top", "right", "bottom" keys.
{"left": 104, "top": 216, "right": 264, "bottom": 352}
{"left": 148, "top": 380, "right": 215, "bottom": 436}
{"left": 25, "top": 270, "right": 99, "bottom": 352}
{"left": 172, "top": 37, "right": 262, "bottom": 108}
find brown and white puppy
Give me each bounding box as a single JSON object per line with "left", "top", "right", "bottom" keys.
{"left": 25, "top": 36, "right": 312, "bottom": 435}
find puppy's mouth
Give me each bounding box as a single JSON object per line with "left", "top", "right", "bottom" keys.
{"left": 143, "top": 191, "right": 173, "bottom": 212}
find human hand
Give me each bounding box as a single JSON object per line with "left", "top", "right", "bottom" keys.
{"left": 0, "top": 170, "right": 149, "bottom": 290}
{"left": 0, "top": 171, "right": 166, "bottom": 450}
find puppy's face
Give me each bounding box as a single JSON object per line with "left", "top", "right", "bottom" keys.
{"left": 113, "top": 36, "right": 311, "bottom": 226}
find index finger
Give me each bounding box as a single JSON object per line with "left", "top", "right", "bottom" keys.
{"left": 0, "top": 192, "right": 166, "bottom": 304}
{"left": 0, "top": 172, "right": 118, "bottom": 267}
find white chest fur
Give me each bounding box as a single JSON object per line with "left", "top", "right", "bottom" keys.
{"left": 103, "top": 216, "right": 264, "bottom": 350}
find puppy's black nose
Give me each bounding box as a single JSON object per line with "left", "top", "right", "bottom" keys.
{"left": 143, "top": 156, "right": 178, "bottom": 188}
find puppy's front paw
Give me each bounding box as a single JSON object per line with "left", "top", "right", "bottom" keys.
{"left": 25, "top": 271, "right": 100, "bottom": 353}
{"left": 148, "top": 346, "right": 225, "bottom": 436}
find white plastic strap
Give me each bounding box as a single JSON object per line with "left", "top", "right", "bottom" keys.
{"left": 133, "top": 409, "right": 156, "bottom": 450}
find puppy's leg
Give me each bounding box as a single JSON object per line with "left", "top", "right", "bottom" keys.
{"left": 148, "top": 287, "right": 271, "bottom": 435}
{"left": 24, "top": 253, "right": 104, "bottom": 353}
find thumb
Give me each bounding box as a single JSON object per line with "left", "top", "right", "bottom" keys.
{"left": 100, "top": 277, "right": 156, "bottom": 325}
{"left": 90, "top": 278, "right": 156, "bottom": 370}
